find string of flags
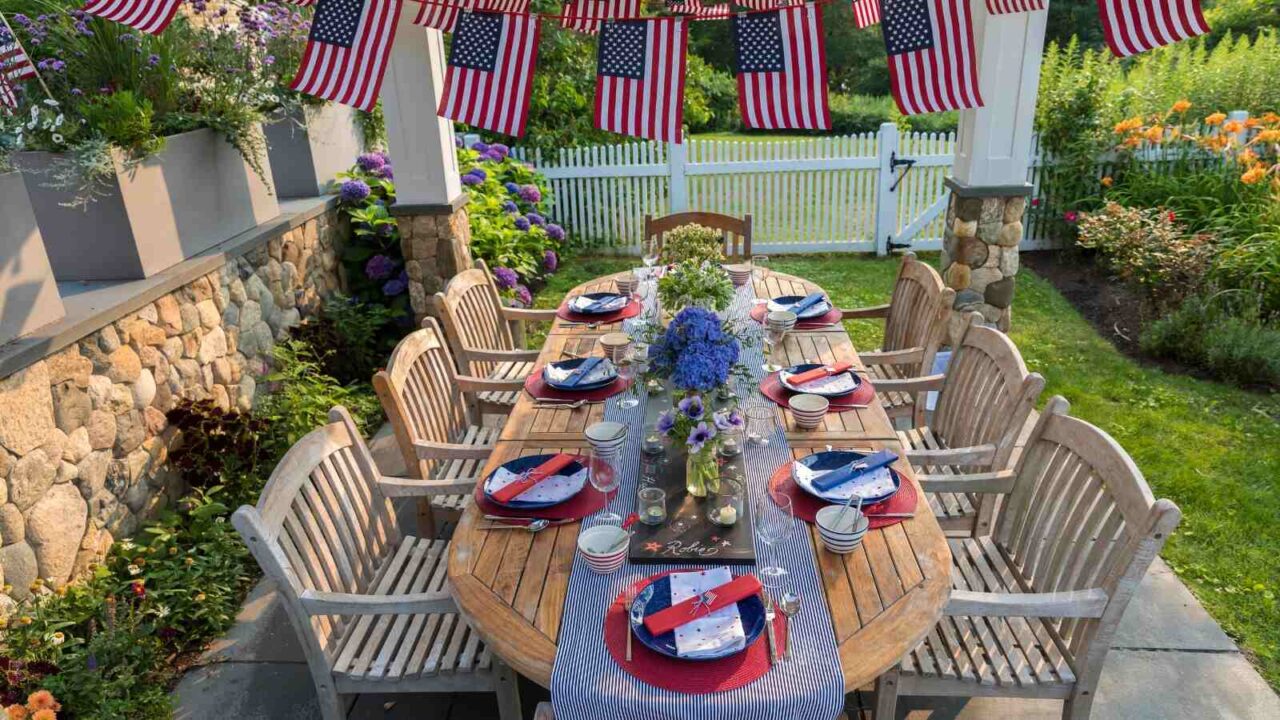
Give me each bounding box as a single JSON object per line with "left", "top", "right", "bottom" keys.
{"left": 3, "top": 0, "right": 1213, "bottom": 141}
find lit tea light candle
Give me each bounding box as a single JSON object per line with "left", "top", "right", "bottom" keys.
{"left": 716, "top": 504, "right": 738, "bottom": 525}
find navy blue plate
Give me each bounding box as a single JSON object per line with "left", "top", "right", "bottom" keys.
{"left": 768, "top": 294, "right": 831, "bottom": 319}
{"left": 568, "top": 292, "right": 629, "bottom": 315}
{"left": 795, "top": 450, "right": 901, "bottom": 505}
{"left": 542, "top": 357, "right": 618, "bottom": 391}
{"left": 482, "top": 453, "right": 587, "bottom": 509}
{"left": 630, "top": 574, "right": 766, "bottom": 661}
{"left": 779, "top": 363, "right": 861, "bottom": 398}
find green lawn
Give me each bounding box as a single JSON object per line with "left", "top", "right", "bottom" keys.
{"left": 534, "top": 252, "right": 1280, "bottom": 689}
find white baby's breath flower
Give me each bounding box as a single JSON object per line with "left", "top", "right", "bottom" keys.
{"left": 127, "top": 564, "right": 141, "bottom": 576}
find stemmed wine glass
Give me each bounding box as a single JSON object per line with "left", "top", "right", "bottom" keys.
{"left": 755, "top": 493, "right": 794, "bottom": 588}
{"left": 588, "top": 449, "right": 622, "bottom": 526}
{"left": 642, "top": 240, "right": 661, "bottom": 282}
{"left": 762, "top": 325, "right": 786, "bottom": 373}
{"left": 616, "top": 352, "right": 640, "bottom": 409}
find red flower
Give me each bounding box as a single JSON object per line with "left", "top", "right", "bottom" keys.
{"left": 1031, "top": 198, "right": 1041, "bottom": 207}
{"left": 130, "top": 581, "right": 145, "bottom": 599}
{"left": 1063, "top": 211, "right": 1079, "bottom": 223}
{"left": 1167, "top": 211, "right": 1177, "bottom": 222}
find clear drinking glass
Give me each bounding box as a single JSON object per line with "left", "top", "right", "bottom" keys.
{"left": 751, "top": 254, "right": 770, "bottom": 283}
{"left": 588, "top": 449, "right": 622, "bottom": 526}
{"left": 637, "top": 486, "right": 667, "bottom": 526}
{"left": 745, "top": 406, "right": 777, "bottom": 447}
{"left": 755, "top": 493, "right": 794, "bottom": 588}
{"left": 762, "top": 326, "right": 786, "bottom": 373}
{"left": 642, "top": 240, "right": 661, "bottom": 281}
{"left": 616, "top": 355, "right": 639, "bottom": 409}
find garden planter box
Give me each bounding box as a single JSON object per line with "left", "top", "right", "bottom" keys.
{"left": 264, "top": 102, "right": 364, "bottom": 198}
{"left": 16, "top": 127, "right": 280, "bottom": 282}
{"left": 0, "top": 171, "right": 65, "bottom": 345}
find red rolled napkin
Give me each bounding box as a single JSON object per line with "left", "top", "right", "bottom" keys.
{"left": 789, "top": 361, "right": 854, "bottom": 386}
{"left": 489, "top": 453, "right": 579, "bottom": 503}
{"left": 642, "top": 574, "right": 764, "bottom": 636}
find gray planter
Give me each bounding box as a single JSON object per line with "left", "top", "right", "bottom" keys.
{"left": 264, "top": 103, "right": 364, "bottom": 198}
{"left": 16, "top": 127, "right": 280, "bottom": 282}
{"left": 0, "top": 171, "right": 65, "bottom": 346}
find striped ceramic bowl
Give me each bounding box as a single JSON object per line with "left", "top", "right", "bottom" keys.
{"left": 724, "top": 264, "right": 753, "bottom": 287}
{"left": 615, "top": 275, "right": 639, "bottom": 295}
{"left": 577, "top": 525, "right": 629, "bottom": 574}
{"left": 789, "top": 393, "right": 829, "bottom": 430}
{"left": 815, "top": 505, "right": 871, "bottom": 554}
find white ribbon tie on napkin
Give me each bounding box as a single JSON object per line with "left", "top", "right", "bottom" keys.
{"left": 668, "top": 567, "right": 746, "bottom": 659}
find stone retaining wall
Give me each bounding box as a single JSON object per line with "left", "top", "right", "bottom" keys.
{"left": 0, "top": 207, "right": 344, "bottom": 608}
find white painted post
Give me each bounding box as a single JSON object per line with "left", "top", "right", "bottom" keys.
{"left": 1227, "top": 110, "right": 1250, "bottom": 145}
{"left": 668, "top": 141, "right": 688, "bottom": 213}
{"left": 874, "top": 122, "right": 900, "bottom": 256}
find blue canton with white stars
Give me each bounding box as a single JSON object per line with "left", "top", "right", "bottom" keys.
{"left": 310, "top": 0, "right": 364, "bottom": 48}
{"left": 450, "top": 11, "right": 502, "bottom": 71}
{"left": 881, "top": 0, "right": 933, "bottom": 56}
{"left": 733, "top": 11, "right": 785, "bottom": 74}
{"left": 598, "top": 20, "right": 648, "bottom": 80}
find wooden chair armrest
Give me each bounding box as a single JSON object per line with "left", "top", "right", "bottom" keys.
{"left": 839, "top": 304, "right": 890, "bottom": 319}
{"left": 905, "top": 444, "right": 998, "bottom": 467}
{"left": 456, "top": 375, "right": 528, "bottom": 393}
{"left": 860, "top": 347, "right": 925, "bottom": 366}
{"left": 917, "top": 469, "right": 1016, "bottom": 493}
{"left": 299, "top": 588, "right": 457, "bottom": 616}
{"left": 945, "top": 589, "right": 1108, "bottom": 619}
{"left": 414, "top": 440, "right": 495, "bottom": 461}
{"left": 377, "top": 475, "right": 478, "bottom": 498}
{"left": 884, "top": 404, "right": 915, "bottom": 420}
{"left": 501, "top": 306, "right": 560, "bottom": 322}
{"left": 870, "top": 373, "right": 945, "bottom": 394}
{"left": 464, "top": 348, "right": 541, "bottom": 363}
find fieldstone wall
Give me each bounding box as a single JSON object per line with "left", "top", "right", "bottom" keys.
{"left": 939, "top": 193, "right": 1025, "bottom": 342}
{"left": 0, "top": 207, "right": 343, "bottom": 607}
{"left": 396, "top": 207, "right": 473, "bottom": 321}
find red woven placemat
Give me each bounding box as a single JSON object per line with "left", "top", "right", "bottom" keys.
{"left": 524, "top": 370, "right": 634, "bottom": 402}
{"left": 759, "top": 372, "right": 875, "bottom": 413}
{"left": 604, "top": 571, "right": 788, "bottom": 694}
{"left": 556, "top": 295, "right": 643, "bottom": 324}
{"left": 768, "top": 461, "right": 917, "bottom": 528}
{"left": 749, "top": 303, "right": 843, "bottom": 329}
{"left": 472, "top": 455, "right": 608, "bottom": 521}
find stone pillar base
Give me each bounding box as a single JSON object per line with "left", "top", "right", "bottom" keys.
{"left": 393, "top": 198, "right": 472, "bottom": 322}
{"left": 940, "top": 179, "right": 1027, "bottom": 344}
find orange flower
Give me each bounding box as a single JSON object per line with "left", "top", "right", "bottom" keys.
{"left": 1205, "top": 112, "right": 1227, "bottom": 126}
{"left": 29, "top": 711, "right": 54, "bottom": 720}
{"left": 1245, "top": 117, "right": 1260, "bottom": 128}
{"left": 1101, "top": 176, "right": 1114, "bottom": 187}
{"left": 1171, "top": 99, "right": 1191, "bottom": 113}
{"left": 1238, "top": 149, "right": 1259, "bottom": 165}
{"left": 1255, "top": 129, "right": 1280, "bottom": 143}
{"left": 5, "top": 705, "right": 28, "bottom": 720}
{"left": 1143, "top": 125, "right": 1165, "bottom": 143}
{"left": 1241, "top": 165, "right": 1268, "bottom": 184}
{"left": 1113, "top": 116, "right": 1143, "bottom": 134}
{"left": 25, "top": 692, "right": 58, "bottom": 713}
{"left": 1223, "top": 120, "right": 1245, "bottom": 134}
{"left": 1262, "top": 112, "right": 1280, "bottom": 124}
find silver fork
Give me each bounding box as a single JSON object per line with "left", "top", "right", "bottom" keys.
{"left": 533, "top": 399, "right": 589, "bottom": 409}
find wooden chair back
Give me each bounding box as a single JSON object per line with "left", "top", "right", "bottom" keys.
{"left": 994, "top": 398, "right": 1181, "bottom": 683}
{"left": 883, "top": 252, "right": 952, "bottom": 356}
{"left": 373, "top": 317, "right": 474, "bottom": 479}
{"left": 232, "top": 407, "right": 399, "bottom": 668}
{"left": 643, "top": 211, "right": 752, "bottom": 261}
{"left": 433, "top": 259, "right": 514, "bottom": 377}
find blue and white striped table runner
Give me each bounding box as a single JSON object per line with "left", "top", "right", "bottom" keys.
{"left": 549, "top": 282, "right": 846, "bottom": 720}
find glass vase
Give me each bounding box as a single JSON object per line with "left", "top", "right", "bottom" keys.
{"left": 685, "top": 445, "right": 721, "bottom": 498}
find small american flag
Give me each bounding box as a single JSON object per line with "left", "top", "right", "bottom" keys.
{"left": 438, "top": 11, "right": 540, "bottom": 137}
{"left": 414, "top": 0, "right": 530, "bottom": 33}
{"left": 2, "top": 35, "right": 37, "bottom": 87}
{"left": 290, "top": 0, "right": 401, "bottom": 112}
{"left": 594, "top": 17, "right": 688, "bottom": 143}
{"left": 81, "top": 0, "right": 183, "bottom": 35}
{"left": 882, "top": 0, "right": 982, "bottom": 116}
{"left": 734, "top": 3, "right": 830, "bottom": 130}
{"left": 667, "top": 0, "right": 731, "bottom": 19}
{"left": 562, "top": 0, "right": 639, "bottom": 35}
{"left": 0, "top": 71, "right": 17, "bottom": 112}
{"left": 985, "top": 0, "right": 1044, "bottom": 13}
{"left": 733, "top": 0, "right": 800, "bottom": 9}
{"left": 1098, "top": 0, "right": 1209, "bottom": 57}
{"left": 852, "top": 0, "right": 880, "bottom": 28}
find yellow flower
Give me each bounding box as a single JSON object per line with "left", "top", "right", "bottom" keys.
{"left": 195, "top": 592, "right": 207, "bottom": 602}
{"left": 1168, "top": 127, "right": 1182, "bottom": 140}
{"left": 1143, "top": 125, "right": 1165, "bottom": 143}
{"left": 1205, "top": 112, "right": 1227, "bottom": 126}
{"left": 46, "top": 632, "right": 64, "bottom": 647}
{"left": 17, "top": 616, "right": 32, "bottom": 626}
{"left": 1241, "top": 165, "right": 1268, "bottom": 184}
{"left": 1171, "top": 99, "right": 1191, "bottom": 113}
{"left": 1101, "top": 176, "right": 1114, "bottom": 187}
{"left": 184, "top": 557, "right": 195, "bottom": 567}
{"left": 25, "top": 692, "right": 58, "bottom": 713}
{"left": 1222, "top": 120, "right": 1245, "bottom": 134}
{"left": 169, "top": 547, "right": 178, "bottom": 556}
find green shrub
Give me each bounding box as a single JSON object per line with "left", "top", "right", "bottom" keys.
{"left": 1141, "top": 295, "right": 1280, "bottom": 388}
{"left": 659, "top": 224, "right": 725, "bottom": 265}
{"left": 657, "top": 262, "right": 735, "bottom": 312}
{"left": 684, "top": 55, "right": 739, "bottom": 134}
{"left": 1077, "top": 202, "right": 1215, "bottom": 307}
{"left": 294, "top": 295, "right": 403, "bottom": 386}
{"left": 257, "top": 340, "right": 382, "bottom": 459}
{"left": 166, "top": 400, "right": 272, "bottom": 507}
{"left": 827, "top": 93, "right": 897, "bottom": 134}
{"left": 457, "top": 142, "right": 563, "bottom": 283}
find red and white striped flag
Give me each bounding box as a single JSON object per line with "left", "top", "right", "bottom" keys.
{"left": 283, "top": 0, "right": 317, "bottom": 6}
{"left": 882, "top": 0, "right": 982, "bottom": 116}
{"left": 1, "top": 34, "right": 37, "bottom": 84}
{"left": 0, "top": 72, "right": 18, "bottom": 112}
{"left": 81, "top": 0, "right": 183, "bottom": 35}
{"left": 667, "top": 0, "right": 731, "bottom": 19}
{"left": 290, "top": 0, "right": 401, "bottom": 112}
{"left": 438, "top": 11, "right": 540, "bottom": 137}
{"left": 1097, "top": 0, "right": 1209, "bottom": 57}
{"left": 414, "top": 0, "right": 529, "bottom": 32}
{"left": 734, "top": 3, "right": 830, "bottom": 130}
{"left": 986, "top": 0, "right": 1044, "bottom": 13}
{"left": 594, "top": 17, "right": 688, "bottom": 143}
{"left": 733, "top": 0, "right": 800, "bottom": 9}
{"left": 562, "top": 0, "right": 639, "bottom": 35}
{"left": 852, "top": 0, "right": 880, "bottom": 28}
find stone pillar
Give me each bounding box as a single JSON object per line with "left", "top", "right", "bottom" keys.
{"left": 941, "top": 4, "right": 1047, "bottom": 343}
{"left": 394, "top": 201, "right": 473, "bottom": 319}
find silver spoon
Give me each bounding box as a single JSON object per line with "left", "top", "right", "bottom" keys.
{"left": 779, "top": 590, "right": 802, "bottom": 660}
{"left": 480, "top": 519, "right": 551, "bottom": 532}
{"left": 533, "top": 399, "right": 588, "bottom": 409}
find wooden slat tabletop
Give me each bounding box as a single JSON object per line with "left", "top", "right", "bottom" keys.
{"left": 449, "top": 270, "right": 951, "bottom": 692}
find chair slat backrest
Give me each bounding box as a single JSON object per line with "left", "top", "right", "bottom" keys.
{"left": 373, "top": 317, "right": 473, "bottom": 480}
{"left": 930, "top": 316, "right": 1045, "bottom": 468}
{"left": 233, "top": 407, "right": 399, "bottom": 662}
{"left": 433, "top": 259, "right": 514, "bottom": 378}
{"left": 994, "top": 398, "right": 1181, "bottom": 677}
{"left": 643, "top": 212, "right": 752, "bottom": 261}
{"left": 883, "top": 253, "right": 952, "bottom": 355}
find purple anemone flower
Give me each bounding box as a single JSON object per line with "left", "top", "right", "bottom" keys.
{"left": 546, "top": 224, "right": 566, "bottom": 241}
{"left": 678, "top": 395, "right": 705, "bottom": 420}
{"left": 656, "top": 411, "right": 676, "bottom": 434}
{"left": 466, "top": 167, "right": 487, "bottom": 181}
{"left": 339, "top": 179, "right": 370, "bottom": 202}
{"left": 517, "top": 184, "right": 541, "bottom": 203}
{"left": 514, "top": 217, "right": 531, "bottom": 231}
{"left": 490, "top": 143, "right": 510, "bottom": 157}
{"left": 382, "top": 271, "right": 409, "bottom": 296}
{"left": 543, "top": 250, "right": 558, "bottom": 272}
{"left": 493, "top": 266, "right": 519, "bottom": 290}
{"left": 364, "top": 254, "right": 396, "bottom": 280}
{"left": 713, "top": 409, "right": 744, "bottom": 432}
{"left": 687, "top": 422, "right": 716, "bottom": 453}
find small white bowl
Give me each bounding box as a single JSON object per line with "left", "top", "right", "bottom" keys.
{"left": 815, "top": 505, "right": 871, "bottom": 554}
{"left": 585, "top": 421, "right": 627, "bottom": 460}
{"left": 615, "top": 275, "right": 639, "bottom": 295}
{"left": 766, "top": 310, "right": 798, "bottom": 332}
{"left": 578, "top": 525, "right": 629, "bottom": 574}
{"left": 598, "top": 333, "right": 633, "bottom": 363}
{"left": 789, "top": 394, "right": 829, "bottom": 430}
{"left": 723, "top": 264, "right": 753, "bottom": 287}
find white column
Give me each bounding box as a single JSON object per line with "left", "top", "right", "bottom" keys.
{"left": 380, "top": 7, "right": 463, "bottom": 207}
{"left": 951, "top": 6, "right": 1049, "bottom": 188}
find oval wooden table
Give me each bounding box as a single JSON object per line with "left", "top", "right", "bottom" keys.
{"left": 447, "top": 270, "right": 951, "bottom": 697}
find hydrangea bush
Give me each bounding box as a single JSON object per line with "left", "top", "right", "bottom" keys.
{"left": 331, "top": 151, "right": 412, "bottom": 317}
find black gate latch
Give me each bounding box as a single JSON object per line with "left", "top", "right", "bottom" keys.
{"left": 888, "top": 151, "right": 917, "bottom": 192}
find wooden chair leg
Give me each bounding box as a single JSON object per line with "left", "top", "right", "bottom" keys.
{"left": 312, "top": 677, "right": 346, "bottom": 720}
{"left": 1063, "top": 688, "right": 1096, "bottom": 720}
{"left": 875, "top": 666, "right": 900, "bottom": 720}
{"left": 533, "top": 701, "right": 555, "bottom": 720}
{"left": 415, "top": 498, "right": 438, "bottom": 539}
{"left": 494, "top": 657, "right": 522, "bottom": 720}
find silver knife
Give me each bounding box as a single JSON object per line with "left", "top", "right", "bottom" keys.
{"left": 761, "top": 590, "right": 780, "bottom": 665}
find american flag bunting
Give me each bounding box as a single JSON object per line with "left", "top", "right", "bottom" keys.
{"left": 733, "top": 3, "right": 830, "bottom": 130}
{"left": 439, "top": 11, "right": 540, "bottom": 137}
{"left": 986, "top": 0, "right": 1045, "bottom": 13}
{"left": 594, "top": 17, "right": 688, "bottom": 143}
{"left": 81, "top": 0, "right": 183, "bottom": 35}
{"left": 414, "top": 0, "right": 530, "bottom": 33}
{"left": 882, "top": 0, "right": 982, "bottom": 116}
{"left": 562, "top": 0, "right": 639, "bottom": 35}
{"left": 1097, "top": 0, "right": 1209, "bottom": 57}
{"left": 291, "top": 0, "right": 401, "bottom": 112}
{"left": 0, "top": 72, "right": 17, "bottom": 112}
{"left": 852, "top": 0, "right": 880, "bottom": 28}
{"left": 667, "top": 0, "right": 731, "bottom": 19}
{"left": 733, "top": 0, "right": 801, "bottom": 9}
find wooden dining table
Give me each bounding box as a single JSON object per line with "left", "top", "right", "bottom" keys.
{"left": 447, "top": 269, "right": 952, "bottom": 696}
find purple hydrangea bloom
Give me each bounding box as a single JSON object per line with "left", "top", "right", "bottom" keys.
{"left": 656, "top": 411, "right": 676, "bottom": 434}
{"left": 493, "top": 266, "right": 518, "bottom": 290}
{"left": 365, "top": 254, "right": 396, "bottom": 280}
{"left": 543, "top": 250, "right": 558, "bottom": 272}
{"left": 678, "top": 395, "right": 705, "bottom": 420}
{"left": 526, "top": 213, "right": 545, "bottom": 226}
{"left": 376, "top": 165, "right": 394, "bottom": 180}
{"left": 467, "top": 167, "right": 487, "bottom": 181}
{"left": 504, "top": 182, "right": 519, "bottom": 193}
{"left": 545, "top": 224, "right": 566, "bottom": 241}
{"left": 461, "top": 173, "right": 483, "bottom": 187}
{"left": 517, "top": 184, "right": 542, "bottom": 203}
{"left": 481, "top": 150, "right": 504, "bottom": 162}
{"left": 340, "top": 179, "right": 371, "bottom": 202}
{"left": 515, "top": 284, "right": 533, "bottom": 307}
{"left": 455, "top": 135, "right": 464, "bottom": 148}
{"left": 382, "top": 271, "right": 409, "bottom": 297}
{"left": 471, "top": 141, "right": 490, "bottom": 153}
{"left": 501, "top": 200, "right": 519, "bottom": 213}
{"left": 356, "top": 152, "right": 386, "bottom": 172}
{"left": 513, "top": 217, "right": 531, "bottom": 231}
{"left": 490, "top": 143, "right": 510, "bottom": 157}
